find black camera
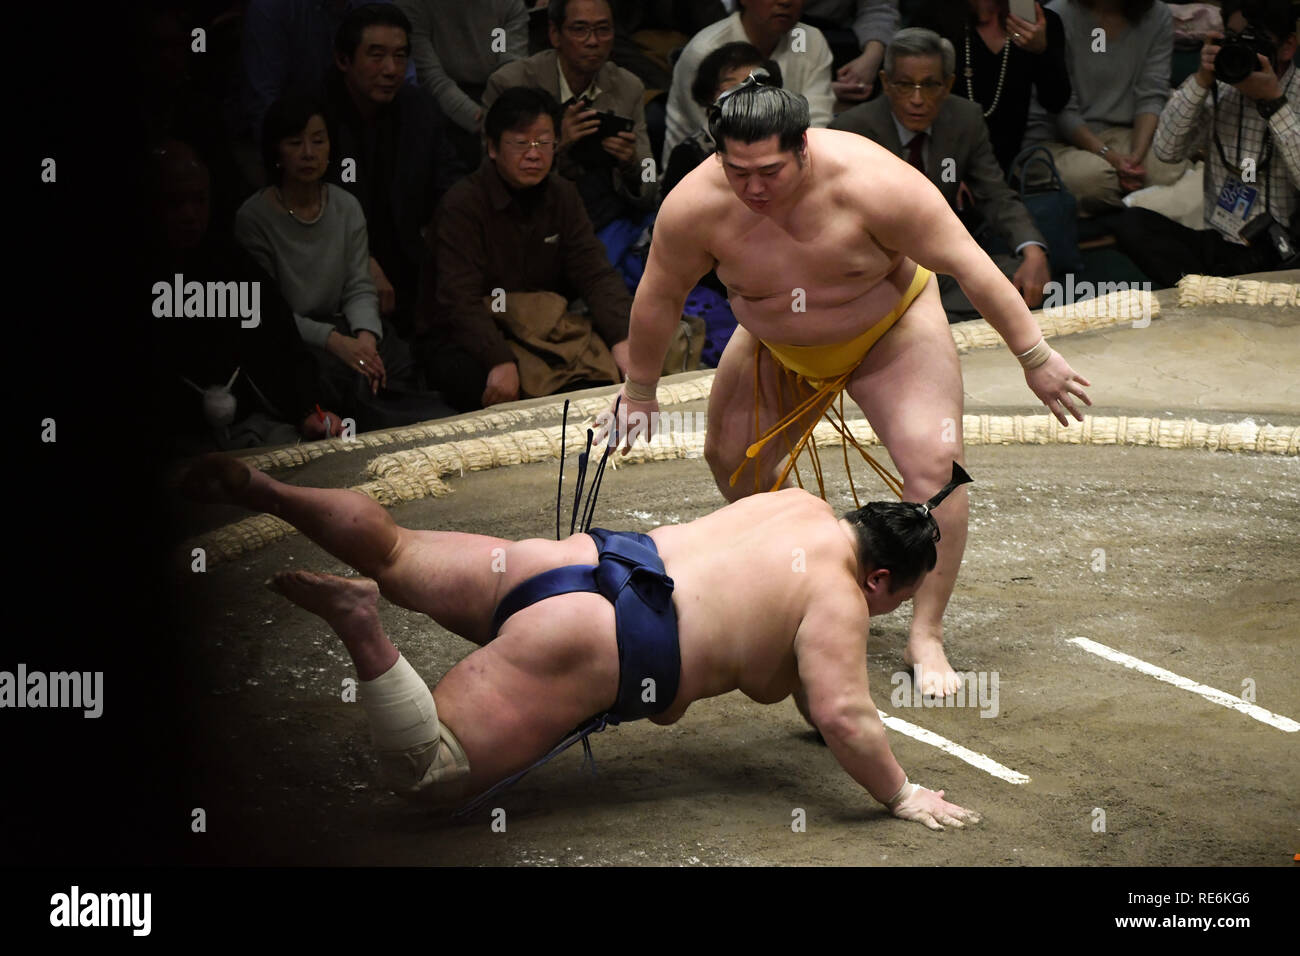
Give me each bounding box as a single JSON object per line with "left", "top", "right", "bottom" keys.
{"left": 1214, "top": 26, "right": 1278, "bottom": 85}
{"left": 1240, "top": 210, "right": 1300, "bottom": 267}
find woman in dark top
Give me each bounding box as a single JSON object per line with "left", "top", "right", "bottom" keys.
{"left": 912, "top": 0, "right": 1071, "bottom": 173}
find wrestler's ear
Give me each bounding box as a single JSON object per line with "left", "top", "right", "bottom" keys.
{"left": 864, "top": 566, "right": 891, "bottom": 596}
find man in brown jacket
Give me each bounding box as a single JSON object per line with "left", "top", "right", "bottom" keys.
{"left": 483, "top": 0, "right": 658, "bottom": 231}
{"left": 429, "top": 86, "right": 633, "bottom": 410}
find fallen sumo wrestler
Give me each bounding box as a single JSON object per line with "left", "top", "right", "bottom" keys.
{"left": 181, "top": 422, "right": 981, "bottom": 831}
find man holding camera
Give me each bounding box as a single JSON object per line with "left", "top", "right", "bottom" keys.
{"left": 484, "top": 0, "right": 658, "bottom": 232}
{"left": 1113, "top": 0, "right": 1298, "bottom": 287}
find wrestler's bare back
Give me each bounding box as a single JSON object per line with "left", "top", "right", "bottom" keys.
{"left": 482, "top": 489, "right": 863, "bottom": 724}
{"left": 659, "top": 128, "right": 928, "bottom": 344}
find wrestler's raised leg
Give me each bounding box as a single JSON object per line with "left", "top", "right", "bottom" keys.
{"left": 848, "top": 276, "right": 968, "bottom": 697}
{"left": 183, "top": 454, "right": 510, "bottom": 643}
{"left": 271, "top": 568, "right": 620, "bottom": 798}
{"left": 704, "top": 326, "right": 824, "bottom": 500}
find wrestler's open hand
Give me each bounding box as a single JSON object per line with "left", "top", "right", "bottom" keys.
{"left": 891, "top": 784, "right": 981, "bottom": 831}
{"left": 595, "top": 390, "right": 658, "bottom": 455}
{"left": 1025, "top": 350, "right": 1091, "bottom": 425}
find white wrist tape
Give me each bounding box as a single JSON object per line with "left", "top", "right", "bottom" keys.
{"left": 1015, "top": 336, "right": 1052, "bottom": 370}
{"left": 622, "top": 378, "right": 658, "bottom": 402}
{"left": 886, "top": 775, "right": 917, "bottom": 807}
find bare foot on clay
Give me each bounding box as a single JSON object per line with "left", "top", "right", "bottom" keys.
{"left": 904, "top": 631, "right": 962, "bottom": 698}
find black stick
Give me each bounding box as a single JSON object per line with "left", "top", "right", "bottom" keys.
{"left": 556, "top": 400, "right": 570, "bottom": 540}
{"left": 580, "top": 395, "right": 621, "bottom": 533}
{"left": 570, "top": 428, "right": 593, "bottom": 537}
{"left": 581, "top": 443, "right": 613, "bottom": 533}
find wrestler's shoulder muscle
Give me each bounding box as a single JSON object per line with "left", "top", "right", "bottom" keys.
{"left": 657, "top": 162, "right": 728, "bottom": 239}
{"left": 812, "top": 128, "right": 912, "bottom": 211}
{"left": 648, "top": 171, "right": 726, "bottom": 284}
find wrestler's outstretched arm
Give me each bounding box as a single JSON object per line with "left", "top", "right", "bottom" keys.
{"left": 604, "top": 187, "right": 714, "bottom": 451}
{"left": 861, "top": 153, "right": 1092, "bottom": 426}
{"left": 794, "top": 594, "right": 981, "bottom": 830}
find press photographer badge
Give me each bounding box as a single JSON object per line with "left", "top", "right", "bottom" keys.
{"left": 1210, "top": 175, "right": 1258, "bottom": 238}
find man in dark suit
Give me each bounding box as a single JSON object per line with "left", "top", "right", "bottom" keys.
{"left": 325, "top": 3, "right": 465, "bottom": 345}
{"left": 831, "top": 27, "right": 1051, "bottom": 321}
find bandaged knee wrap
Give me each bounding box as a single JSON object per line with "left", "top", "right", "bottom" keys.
{"left": 359, "top": 654, "right": 470, "bottom": 797}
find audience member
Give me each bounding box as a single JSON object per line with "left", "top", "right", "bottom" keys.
{"left": 1022, "top": 0, "right": 1187, "bottom": 213}
{"left": 833, "top": 28, "right": 1052, "bottom": 318}
{"left": 1113, "top": 0, "right": 1298, "bottom": 286}
{"left": 324, "top": 3, "right": 465, "bottom": 342}
{"left": 663, "top": 0, "right": 835, "bottom": 162}
{"left": 396, "top": 0, "right": 530, "bottom": 169}
{"left": 146, "top": 141, "right": 340, "bottom": 454}
{"left": 240, "top": 0, "right": 416, "bottom": 150}
{"left": 484, "top": 0, "right": 659, "bottom": 236}
{"left": 801, "top": 0, "right": 900, "bottom": 104}
{"left": 430, "top": 88, "right": 634, "bottom": 410}
{"left": 912, "top": 0, "right": 1071, "bottom": 173}
{"left": 235, "top": 95, "right": 452, "bottom": 431}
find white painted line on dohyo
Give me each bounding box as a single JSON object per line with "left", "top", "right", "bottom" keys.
{"left": 877, "top": 710, "right": 1031, "bottom": 784}
{"left": 1067, "top": 636, "right": 1300, "bottom": 733}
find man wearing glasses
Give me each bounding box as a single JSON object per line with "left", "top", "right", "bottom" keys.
{"left": 485, "top": 0, "right": 658, "bottom": 232}
{"left": 832, "top": 28, "right": 1053, "bottom": 318}
{"left": 429, "top": 87, "right": 634, "bottom": 410}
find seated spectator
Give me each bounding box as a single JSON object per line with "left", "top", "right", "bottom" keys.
{"left": 240, "top": 0, "right": 417, "bottom": 152}
{"left": 146, "top": 140, "right": 341, "bottom": 455}
{"left": 1022, "top": 0, "right": 1188, "bottom": 214}
{"left": 662, "top": 42, "right": 783, "bottom": 196}
{"left": 801, "top": 0, "right": 900, "bottom": 105}
{"left": 832, "top": 27, "right": 1052, "bottom": 318}
{"left": 484, "top": 0, "right": 659, "bottom": 239}
{"left": 663, "top": 0, "right": 836, "bottom": 163}
{"left": 430, "top": 88, "right": 634, "bottom": 410}
{"left": 1113, "top": 0, "right": 1298, "bottom": 287}
{"left": 912, "top": 0, "right": 1071, "bottom": 174}
{"left": 396, "top": 0, "right": 530, "bottom": 170}
{"left": 324, "top": 3, "right": 465, "bottom": 343}
{"left": 235, "top": 95, "right": 454, "bottom": 431}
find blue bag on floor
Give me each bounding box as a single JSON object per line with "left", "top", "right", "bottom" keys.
{"left": 1008, "top": 145, "right": 1085, "bottom": 277}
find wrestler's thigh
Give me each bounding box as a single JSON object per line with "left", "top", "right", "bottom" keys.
{"left": 433, "top": 593, "right": 620, "bottom": 791}
{"left": 379, "top": 529, "right": 514, "bottom": 642}
{"left": 847, "top": 277, "right": 965, "bottom": 489}
{"left": 706, "top": 325, "right": 818, "bottom": 464}
{"left": 706, "top": 325, "right": 764, "bottom": 459}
